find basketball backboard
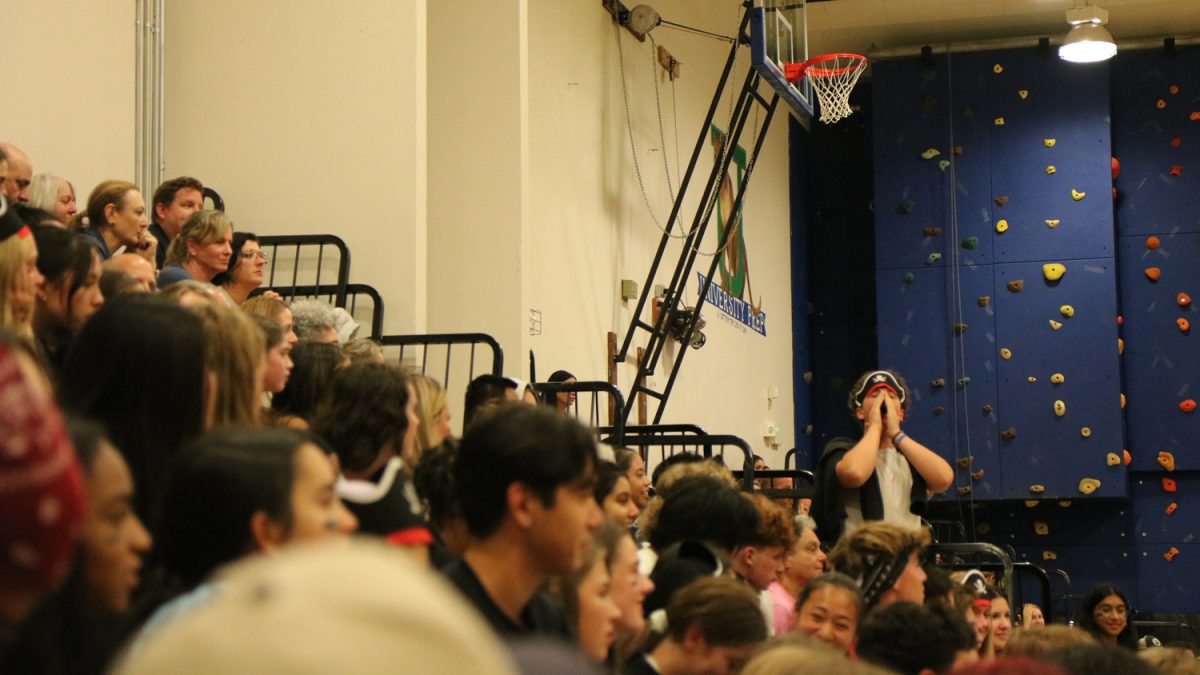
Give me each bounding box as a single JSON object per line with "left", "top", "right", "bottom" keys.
{"left": 748, "top": 1, "right": 814, "bottom": 118}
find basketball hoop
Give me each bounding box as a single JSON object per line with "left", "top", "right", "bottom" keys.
{"left": 783, "top": 53, "right": 867, "bottom": 124}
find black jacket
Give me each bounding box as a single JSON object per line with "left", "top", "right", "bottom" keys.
{"left": 811, "top": 436, "right": 928, "bottom": 545}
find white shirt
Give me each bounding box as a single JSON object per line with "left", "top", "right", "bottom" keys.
{"left": 842, "top": 444, "right": 921, "bottom": 534}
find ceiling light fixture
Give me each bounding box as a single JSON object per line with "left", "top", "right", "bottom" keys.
{"left": 1058, "top": 5, "right": 1117, "bottom": 63}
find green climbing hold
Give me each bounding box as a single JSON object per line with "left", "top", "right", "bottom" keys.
{"left": 962, "top": 236, "right": 979, "bottom": 249}
{"left": 957, "top": 377, "right": 971, "bottom": 389}
{"left": 926, "top": 252, "right": 942, "bottom": 264}
{"left": 898, "top": 200, "right": 916, "bottom": 214}
{"left": 902, "top": 272, "right": 915, "bottom": 284}
{"left": 938, "top": 159, "right": 950, "bottom": 172}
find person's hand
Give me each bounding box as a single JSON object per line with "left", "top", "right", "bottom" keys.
{"left": 864, "top": 393, "right": 885, "bottom": 429}
{"left": 133, "top": 233, "right": 157, "bottom": 264}
{"left": 260, "top": 290, "right": 284, "bottom": 302}
{"left": 883, "top": 391, "right": 903, "bottom": 436}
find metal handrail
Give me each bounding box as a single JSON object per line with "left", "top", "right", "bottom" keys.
{"left": 254, "top": 282, "right": 385, "bottom": 339}
{"left": 615, "top": 433, "right": 757, "bottom": 491}
{"left": 533, "top": 381, "right": 626, "bottom": 444}
{"left": 927, "top": 542, "right": 1016, "bottom": 614}
{"left": 379, "top": 332, "right": 504, "bottom": 379}
{"left": 258, "top": 234, "right": 351, "bottom": 307}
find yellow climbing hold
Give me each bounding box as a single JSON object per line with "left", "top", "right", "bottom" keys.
{"left": 995, "top": 117, "right": 1006, "bottom": 126}
{"left": 1025, "top": 500, "right": 1040, "bottom": 508}
{"left": 1060, "top": 305, "right": 1075, "bottom": 317}
{"left": 1050, "top": 373, "right": 1065, "bottom": 384}
{"left": 1072, "top": 189, "right": 1086, "bottom": 201}
{"left": 994, "top": 64, "right": 1004, "bottom": 74}
{"left": 1054, "top": 400, "right": 1066, "bottom": 416}
{"left": 1045, "top": 219, "right": 1060, "bottom": 228}
{"left": 1043, "top": 263, "right": 1066, "bottom": 281}
{"left": 1028, "top": 376, "right": 1038, "bottom": 383}
{"left": 1000, "top": 348, "right": 1012, "bottom": 360}
{"left": 1050, "top": 320, "right": 1063, "bottom": 330}
{"left": 996, "top": 220, "right": 1009, "bottom": 233}
{"left": 1019, "top": 90, "right": 1029, "bottom": 100}
{"left": 1030, "top": 484, "right": 1046, "bottom": 494}
{"left": 1118, "top": 338, "right": 1124, "bottom": 355}
{"left": 1059, "top": 501, "right": 1072, "bottom": 508}
{"left": 1034, "top": 521, "right": 1049, "bottom": 535}
{"left": 1046, "top": 165, "right": 1057, "bottom": 175}
{"left": 1081, "top": 427, "right": 1092, "bottom": 438}
{"left": 1043, "top": 551, "right": 1058, "bottom": 561}
{"left": 1121, "top": 393, "right": 1127, "bottom": 408}
{"left": 1078, "top": 477, "right": 1101, "bottom": 494}
{"left": 1044, "top": 138, "right": 1056, "bottom": 148}
{"left": 921, "top": 148, "right": 941, "bottom": 160}
{"left": 1106, "top": 452, "right": 1121, "bottom": 466}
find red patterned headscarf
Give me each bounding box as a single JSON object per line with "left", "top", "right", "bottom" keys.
{"left": 0, "top": 342, "right": 87, "bottom": 592}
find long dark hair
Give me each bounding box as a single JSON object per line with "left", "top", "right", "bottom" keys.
{"left": 58, "top": 295, "right": 207, "bottom": 521}
{"left": 271, "top": 341, "right": 342, "bottom": 421}
{"left": 1075, "top": 583, "right": 1138, "bottom": 649}
{"left": 211, "top": 231, "right": 257, "bottom": 287}
{"left": 33, "top": 225, "right": 97, "bottom": 311}
{"left": 155, "top": 428, "right": 312, "bottom": 590}
{"left": 310, "top": 362, "right": 411, "bottom": 474}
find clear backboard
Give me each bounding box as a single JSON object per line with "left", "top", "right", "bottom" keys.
{"left": 748, "top": 1, "right": 814, "bottom": 118}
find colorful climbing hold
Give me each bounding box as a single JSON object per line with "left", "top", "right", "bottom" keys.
{"left": 1170, "top": 165, "right": 1183, "bottom": 177}
{"left": 1042, "top": 551, "right": 1057, "bottom": 561}
{"left": 1034, "top": 521, "right": 1048, "bottom": 535}
{"left": 1117, "top": 315, "right": 1124, "bottom": 325}
{"left": 902, "top": 272, "right": 915, "bottom": 284}
{"left": 1191, "top": 112, "right": 1200, "bottom": 121}
{"left": 1106, "top": 452, "right": 1121, "bottom": 467}
{"left": 921, "top": 148, "right": 941, "bottom": 160}
{"left": 932, "top": 406, "right": 944, "bottom": 415}
{"left": 1007, "top": 280, "right": 1024, "bottom": 292}
{"left": 1028, "top": 376, "right": 1038, "bottom": 383}
{"left": 971, "top": 470, "right": 985, "bottom": 481}
{"left": 1046, "top": 165, "right": 1057, "bottom": 175}
{"left": 1044, "top": 138, "right": 1056, "bottom": 148}
{"left": 953, "top": 145, "right": 963, "bottom": 156}
{"left": 1119, "top": 338, "right": 1125, "bottom": 354}
{"left": 1049, "top": 320, "right": 1063, "bottom": 330}
{"left": 1002, "top": 427, "right": 1017, "bottom": 441}
{"left": 996, "top": 219, "right": 1009, "bottom": 233}
{"left": 1051, "top": 373, "right": 1065, "bottom": 384}
{"left": 1080, "top": 427, "right": 1092, "bottom": 438}
{"left": 956, "top": 456, "right": 974, "bottom": 469}
{"left": 1078, "top": 478, "right": 1101, "bottom": 495}
{"left": 1043, "top": 263, "right": 1067, "bottom": 282}
{"left": 926, "top": 252, "right": 942, "bottom": 264}
{"left": 1045, "top": 219, "right": 1060, "bottom": 228}
{"left": 931, "top": 378, "right": 946, "bottom": 388}
{"left": 1071, "top": 189, "right": 1086, "bottom": 201}
{"left": 1000, "top": 348, "right": 1012, "bottom": 360}
{"left": 1145, "top": 267, "right": 1162, "bottom": 282}
{"left": 1146, "top": 236, "right": 1161, "bottom": 249}
{"left": 957, "top": 486, "right": 973, "bottom": 496}
{"left": 1029, "top": 484, "right": 1045, "bottom": 494}
{"left": 977, "top": 296, "right": 991, "bottom": 307}
{"left": 1165, "top": 546, "right": 1180, "bottom": 562}
{"left": 1165, "top": 502, "right": 1178, "bottom": 516}
{"left": 1018, "top": 90, "right": 1029, "bottom": 100}
{"left": 962, "top": 236, "right": 979, "bottom": 249}
{"left": 1172, "top": 137, "right": 1183, "bottom": 148}
{"left": 1058, "top": 501, "right": 1072, "bottom": 508}
{"left": 923, "top": 227, "right": 943, "bottom": 236}
{"left": 898, "top": 200, "right": 916, "bottom": 214}
{"left": 1178, "top": 318, "right": 1190, "bottom": 333}
{"left": 1158, "top": 451, "right": 1176, "bottom": 472}
{"left": 994, "top": 117, "right": 1005, "bottom": 126}
{"left": 994, "top": 195, "right": 1009, "bottom": 207}
{"left": 993, "top": 64, "right": 1004, "bottom": 74}
{"left": 1054, "top": 400, "right": 1066, "bottom": 417}
{"left": 1178, "top": 293, "right": 1192, "bottom": 307}
{"left": 1164, "top": 477, "right": 1178, "bottom": 493}
{"left": 1123, "top": 449, "right": 1132, "bottom": 465}
{"left": 1157, "top": 98, "right": 1167, "bottom": 109}
{"left": 982, "top": 404, "right": 993, "bottom": 414}
{"left": 1060, "top": 305, "right": 1075, "bottom": 318}
{"left": 1121, "top": 393, "right": 1127, "bottom": 408}
{"left": 938, "top": 159, "right": 950, "bottom": 172}
{"left": 953, "top": 323, "right": 968, "bottom": 336}
{"left": 1170, "top": 84, "right": 1180, "bottom": 95}
{"left": 956, "top": 377, "right": 971, "bottom": 389}
{"left": 1181, "top": 399, "right": 1197, "bottom": 413}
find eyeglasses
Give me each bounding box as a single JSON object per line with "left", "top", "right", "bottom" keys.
{"left": 1095, "top": 604, "right": 1127, "bottom": 616}
{"left": 240, "top": 251, "right": 268, "bottom": 262}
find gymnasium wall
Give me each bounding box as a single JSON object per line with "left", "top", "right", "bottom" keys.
{"left": 869, "top": 47, "right": 1200, "bottom": 613}
{"left": 1, "top": 0, "right": 136, "bottom": 196}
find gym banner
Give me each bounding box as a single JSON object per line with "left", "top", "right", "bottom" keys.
{"left": 698, "top": 272, "right": 767, "bottom": 336}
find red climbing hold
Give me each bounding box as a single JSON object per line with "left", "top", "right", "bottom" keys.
{"left": 1192, "top": 112, "right": 1200, "bottom": 121}
{"left": 1180, "top": 318, "right": 1191, "bottom": 333}
{"left": 1123, "top": 449, "right": 1132, "bottom": 466}
{"left": 1166, "top": 502, "right": 1178, "bottom": 516}
{"left": 1117, "top": 315, "right": 1124, "bottom": 326}
{"left": 1165, "top": 546, "right": 1180, "bottom": 562}
{"left": 1163, "top": 477, "right": 1178, "bottom": 493}
{"left": 1172, "top": 137, "right": 1183, "bottom": 148}
{"left": 1145, "top": 267, "right": 1162, "bottom": 282}
{"left": 1181, "top": 399, "right": 1197, "bottom": 413}
{"left": 1146, "top": 236, "right": 1161, "bottom": 249}
{"left": 1170, "top": 84, "right": 1180, "bottom": 95}
{"left": 1157, "top": 99, "right": 1167, "bottom": 109}
{"left": 1179, "top": 292, "right": 1192, "bottom": 307}
{"left": 1171, "top": 165, "right": 1183, "bottom": 177}
{"left": 1112, "top": 157, "right": 1120, "bottom": 180}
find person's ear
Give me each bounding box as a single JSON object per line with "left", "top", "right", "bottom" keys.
{"left": 250, "top": 511, "right": 287, "bottom": 552}
{"left": 855, "top": 406, "right": 866, "bottom": 421}
{"left": 103, "top": 202, "right": 120, "bottom": 227}
{"left": 682, "top": 624, "right": 708, "bottom": 651}
{"left": 507, "top": 482, "right": 536, "bottom": 529}
{"left": 155, "top": 202, "right": 169, "bottom": 223}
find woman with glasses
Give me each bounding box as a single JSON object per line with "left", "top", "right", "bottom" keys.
{"left": 1075, "top": 583, "right": 1138, "bottom": 650}
{"left": 213, "top": 231, "right": 269, "bottom": 305}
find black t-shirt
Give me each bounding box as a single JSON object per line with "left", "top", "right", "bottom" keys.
{"left": 442, "top": 559, "right": 574, "bottom": 642}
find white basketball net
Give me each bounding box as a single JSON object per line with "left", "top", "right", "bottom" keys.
{"left": 806, "top": 55, "right": 867, "bottom": 124}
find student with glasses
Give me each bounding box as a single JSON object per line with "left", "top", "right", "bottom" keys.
{"left": 213, "top": 231, "right": 270, "bottom": 305}
{"left": 1076, "top": 583, "right": 1138, "bottom": 650}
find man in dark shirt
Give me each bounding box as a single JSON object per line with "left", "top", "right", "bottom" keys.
{"left": 148, "top": 177, "right": 204, "bottom": 269}
{"left": 443, "top": 404, "right": 602, "bottom": 640}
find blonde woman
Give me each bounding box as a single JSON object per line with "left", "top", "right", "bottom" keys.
{"left": 190, "top": 303, "right": 266, "bottom": 428}
{"left": 73, "top": 181, "right": 154, "bottom": 262}
{"left": 0, "top": 198, "right": 44, "bottom": 338}
{"left": 410, "top": 374, "right": 452, "bottom": 454}
{"left": 159, "top": 210, "right": 233, "bottom": 288}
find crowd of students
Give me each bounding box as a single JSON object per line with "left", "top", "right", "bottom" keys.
{"left": 0, "top": 146, "right": 1195, "bottom": 674}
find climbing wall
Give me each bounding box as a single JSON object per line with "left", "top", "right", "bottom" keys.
{"left": 873, "top": 50, "right": 1124, "bottom": 503}
{"left": 1111, "top": 47, "right": 1200, "bottom": 611}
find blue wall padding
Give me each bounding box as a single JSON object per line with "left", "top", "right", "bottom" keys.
{"left": 1118, "top": 233, "right": 1200, "bottom": 471}
{"left": 789, "top": 115, "right": 813, "bottom": 461}
{"left": 993, "top": 259, "right": 1124, "bottom": 499}
{"left": 1112, "top": 49, "right": 1200, "bottom": 237}
{"left": 873, "top": 49, "right": 1122, "bottom": 501}
{"left": 1131, "top": 471, "right": 1198, "bottom": 545}
{"left": 876, "top": 263, "right": 1001, "bottom": 499}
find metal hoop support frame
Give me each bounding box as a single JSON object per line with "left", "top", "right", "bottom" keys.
{"left": 784, "top": 53, "right": 868, "bottom": 124}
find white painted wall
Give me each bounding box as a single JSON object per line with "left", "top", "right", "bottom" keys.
{"left": 162, "top": 0, "right": 427, "bottom": 334}
{"left": 0, "top": 0, "right": 136, "bottom": 199}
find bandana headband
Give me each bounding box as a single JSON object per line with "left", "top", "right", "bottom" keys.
{"left": 853, "top": 371, "right": 906, "bottom": 408}
{"left": 860, "top": 544, "right": 918, "bottom": 609}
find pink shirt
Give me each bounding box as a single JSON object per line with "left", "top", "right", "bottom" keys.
{"left": 768, "top": 581, "right": 797, "bottom": 635}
